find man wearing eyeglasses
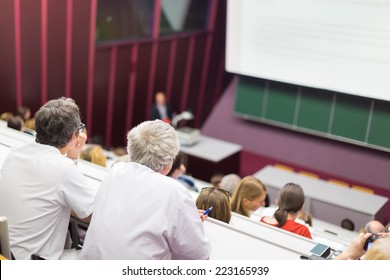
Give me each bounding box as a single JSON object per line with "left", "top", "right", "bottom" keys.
{"left": 0, "top": 97, "right": 97, "bottom": 260}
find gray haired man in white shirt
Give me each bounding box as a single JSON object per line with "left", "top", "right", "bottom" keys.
{"left": 0, "top": 98, "right": 97, "bottom": 260}
{"left": 81, "top": 120, "right": 211, "bottom": 260}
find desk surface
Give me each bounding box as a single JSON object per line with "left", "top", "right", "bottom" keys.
{"left": 254, "top": 165, "right": 388, "bottom": 215}
{"left": 180, "top": 135, "right": 242, "bottom": 162}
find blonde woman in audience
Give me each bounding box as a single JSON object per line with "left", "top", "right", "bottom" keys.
{"left": 80, "top": 145, "right": 107, "bottom": 167}
{"left": 260, "top": 183, "right": 312, "bottom": 239}
{"left": 196, "top": 187, "right": 231, "bottom": 224}
{"left": 0, "top": 112, "right": 13, "bottom": 122}
{"left": 231, "top": 176, "right": 267, "bottom": 217}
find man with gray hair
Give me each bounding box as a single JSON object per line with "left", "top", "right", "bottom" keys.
{"left": 365, "top": 220, "right": 385, "bottom": 234}
{"left": 0, "top": 97, "right": 97, "bottom": 259}
{"left": 81, "top": 120, "right": 211, "bottom": 259}
{"left": 220, "top": 173, "right": 241, "bottom": 197}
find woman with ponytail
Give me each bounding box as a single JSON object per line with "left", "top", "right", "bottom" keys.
{"left": 260, "top": 183, "right": 312, "bottom": 239}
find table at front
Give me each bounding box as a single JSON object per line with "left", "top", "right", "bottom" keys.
{"left": 179, "top": 135, "right": 242, "bottom": 182}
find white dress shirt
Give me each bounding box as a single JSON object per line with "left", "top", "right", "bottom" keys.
{"left": 0, "top": 142, "right": 97, "bottom": 259}
{"left": 80, "top": 162, "right": 211, "bottom": 260}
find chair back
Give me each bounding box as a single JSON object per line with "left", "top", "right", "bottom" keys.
{"left": 0, "top": 216, "right": 12, "bottom": 260}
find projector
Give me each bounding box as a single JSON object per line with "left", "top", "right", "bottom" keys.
{"left": 176, "top": 126, "right": 200, "bottom": 146}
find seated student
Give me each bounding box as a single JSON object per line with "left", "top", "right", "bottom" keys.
{"left": 210, "top": 172, "right": 224, "bottom": 189}
{"left": 80, "top": 145, "right": 107, "bottom": 167}
{"left": 7, "top": 115, "right": 24, "bottom": 131}
{"left": 364, "top": 220, "right": 384, "bottom": 234}
{"left": 297, "top": 210, "right": 313, "bottom": 227}
{"left": 16, "top": 106, "right": 31, "bottom": 122}
{"left": 335, "top": 232, "right": 390, "bottom": 260}
{"left": 0, "top": 97, "right": 96, "bottom": 260}
{"left": 80, "top": 120, "right": 210, "bottom": 260}
{"left": 167, "top": 152, "right": 198, "bottom": 192}
{"left": 196, "top": 187, "right": 231, "bottom": 224}
{"left": 385, "top": 223, "right": 390, "bottom": 233}
{"left": 260, "top": 183, "right": 312, "bottom": 239}
{"left": 0, "top": 112, "right": 13, "bottom": 122}
{"left": 220, "top": 173, "right": 241, "bottom": 197}
{"left": 231, "top": 176, "right": 267, "bottom": 218}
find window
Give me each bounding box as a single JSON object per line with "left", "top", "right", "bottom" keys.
{"left": 96, "top": 0, "right": 154, "bottom": 42}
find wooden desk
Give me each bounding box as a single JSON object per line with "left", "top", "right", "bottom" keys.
{"left": 0, "top": 254, "right": 8, "bottom": 260}
{"left": 180, "top": 135, "right": 242, "bottom": 181}
{"left": 254, "top": 165, "right": 388, "bottom": 230}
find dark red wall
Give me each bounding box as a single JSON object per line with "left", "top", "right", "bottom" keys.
{"left": 0, "top": 0, "right": 232, "bottom": 147}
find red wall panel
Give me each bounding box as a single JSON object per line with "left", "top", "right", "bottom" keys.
{"left": 0, "top": 0, "right": 17, "bottom": 112}
{"left": 47, "top": 0, "right": 67, "bottom": 101}
{"left": 20, "top": 0, "right": 41, "bottom": 113}
{"left": 111, "top": 46, "right": 132, "bottom": 147}
{"left": 71, "top": 0, "right": 92, "bottom": 121}
{"left": 91, "top": 48, "right": 110, "bottom": 142}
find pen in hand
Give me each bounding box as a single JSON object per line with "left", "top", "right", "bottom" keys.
{"left": 202, "top": 206, "right": 213, "bottom": 217}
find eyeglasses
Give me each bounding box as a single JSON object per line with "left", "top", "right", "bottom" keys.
{"left": 78, "top": 123, "right": 85, "bottom": 133}
{"left": 201, "top": 187, "right": 230, "bottom": 198}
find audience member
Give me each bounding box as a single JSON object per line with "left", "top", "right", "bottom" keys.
{"left": 0, "top": 112, "right": 13, "bottom": 122}
{"left": 260, "top": 183, "right": 312, "bottom": 239}
{"left": 297, "top": 211, "right": 313, "bottom": 227}
{"left": 364, "top": 220, "right": 384, "bottom": 234}
{"left": 23, "top": 118, "right": 37, "bottom": 136}
{"left": 210, "top": 172, "right": 224, "bottom": 188}
{"left": 364, "top": 236, "right": 390, "bottom": 260}
{"left": 7, "top": 115, "right": 23, "bottom": 131}
{"left": 80, "top": 120, "right": 211, "bottom": 260}
{"left": 384, "top": 223, "right": 390, "bottom": 233}
{"left": 167, "top": 152, "right": 198, "bottom": 192}
{"left": 80, "top": 145, "right": 107, "bottom": 167}
{"left": 231, "top": 176, "right": 267, "bottom": 217}
{"left": 16, "top": 106, "right": 31, "bottom": 122}
{"left": 220, "top": 173, "right": 241, "bottom": 197}
{"left": 196, "top": 187, "right": 231, "bottom": 224}
{"left": 112, "top": 146, "right": 127, "bottom": 157}
{"left": 150, "top": 91, "right": 173, "bottom": 124}
{"left": 335, "top": 232, "right": 390, "bottom": 260}
{"left": 0, "top": 97, "right": 97, "bottom": 260}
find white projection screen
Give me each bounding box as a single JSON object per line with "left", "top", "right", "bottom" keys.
{"left": 226, "top": 0, "right": 390, "bottom": 101}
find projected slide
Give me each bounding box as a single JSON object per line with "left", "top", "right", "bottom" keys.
{"left": 226, "top": 0, "right": 390, "bottom": 101}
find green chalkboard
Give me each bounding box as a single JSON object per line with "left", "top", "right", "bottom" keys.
{"left": 331, "top": 95, "right": 371, "bottom": 142}
{"left": 368, "top": 101, "right": 390, "bottom": 149}
{"left": 235, "top": 75, "right": 390, "bottom": 152}
{"left": 265, "top": 83, "right": 297, "bottom": 125}
{"left": 235, "top": 77, "right": 265, "bottom": 118}
{"left": 297, "top": 88, "right": 333, "bottom": 133}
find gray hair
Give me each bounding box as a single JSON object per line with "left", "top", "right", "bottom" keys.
{"left": 35, "top": 97, "right": 81, "bottom": 148}
{"left": 127, "top": 120, "right": 180, "bottom": 172}
{"left": 220, "top": 174, "right": 241, "bottom": 196}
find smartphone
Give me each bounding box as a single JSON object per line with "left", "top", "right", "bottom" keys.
{"left": 363, "top": 234, "right": 380, "bottom": 251}
{"left": 310, "top": 243, "right": 331, "bottom": 258}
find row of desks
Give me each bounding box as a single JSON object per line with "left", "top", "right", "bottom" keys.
{"left": 0, "top": 125, "right": 351, "bottom": 259}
